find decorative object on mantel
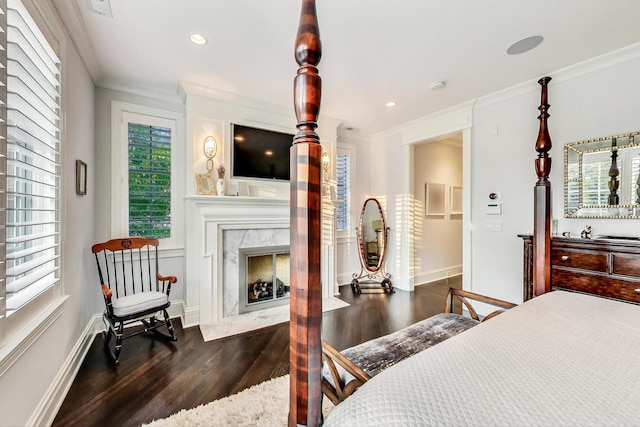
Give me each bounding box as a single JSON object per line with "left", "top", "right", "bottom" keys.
{"left": 195, "top": 174, "right": 215, "bottom": 195}
{"left": 217, "top": 164, "right": 226, "bottom": 196}
{"left": 581, "top": 225, "right": 592, "bottom": 239}
{"left": 196, "top": 136, "right": 218, "bottom": 195}
{"left": 75, "top": 160, "right": 87, "bottom": 195}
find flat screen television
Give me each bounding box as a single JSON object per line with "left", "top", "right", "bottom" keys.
{"left": 231, "top": 123, "right": 294, "bottom": 181}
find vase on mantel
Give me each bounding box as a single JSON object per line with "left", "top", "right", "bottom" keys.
{"left": 217, "top": 178, "right": 225, "bottom": 196}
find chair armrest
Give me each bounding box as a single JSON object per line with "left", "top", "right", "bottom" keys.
{"left": 157, "top": 273, "right": 177, "bottom": 283}
{"left": 444, "top": 287, "right": 517, "bottom": 321}
{"left": 101, "top": 284, "right": 112, "bottom": 300}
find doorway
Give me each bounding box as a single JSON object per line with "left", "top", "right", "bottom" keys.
{"left": 412, "top": 132, "right": 463, "bottom": 286}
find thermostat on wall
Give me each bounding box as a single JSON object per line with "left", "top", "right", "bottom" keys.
{"left": 487, "top": 203, "right": 502, "bottom": 215}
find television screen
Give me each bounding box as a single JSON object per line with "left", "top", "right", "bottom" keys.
{"left": 231, "top": 124, "right": 294, "bottom": 181}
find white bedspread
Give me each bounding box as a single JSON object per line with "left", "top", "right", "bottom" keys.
{"left": 324, "top": 290, "right": 640, "bottom": 426}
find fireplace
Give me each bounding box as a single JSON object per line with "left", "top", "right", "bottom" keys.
{"left": 239, "top": 245, "right": 290, "bottom": 314}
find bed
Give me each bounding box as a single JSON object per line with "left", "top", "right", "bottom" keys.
{"left": 287, "top": 1, "right": 635, "bottom": 426}
{"left": 324, "top": 290, "right": 640, "bottom": 425}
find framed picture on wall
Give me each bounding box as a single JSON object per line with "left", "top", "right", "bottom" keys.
{"left": 425, "top": 182, "right": 446, "bottom": 216}
{"left": 76, "top": 160, "right": 87, "bottom": 195}
{"left": 450, "top": 186, "right": 462, "bottom": 215}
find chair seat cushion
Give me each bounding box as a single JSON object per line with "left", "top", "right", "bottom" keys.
{"left": 112, "top": 291, "right": 168, "bottom": 317}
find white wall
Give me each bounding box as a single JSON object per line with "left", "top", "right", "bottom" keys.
{"left": 0, "top": 3, "right": 97, "bottom": 425}
{"left": 413, "top": 141, "right": 463, "bottom": 284}
{"left": 336, "top": 133, "right": 371, "bottom": 285}
{"left": 94, "top": 88, "right": 186, "bottom": 314}
{"left": 470, "top": 45, "right": 640, "bottom": 303}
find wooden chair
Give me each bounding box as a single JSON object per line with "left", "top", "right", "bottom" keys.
{"left": 92, "top": 237, "right": 177, "bottom": 365}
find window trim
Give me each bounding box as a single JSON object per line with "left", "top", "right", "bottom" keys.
{"left": 110, "top": 102, "right": 185, "bottom": 250}
{"left": 336, "top": 143, "right": 356, "bottom": 239}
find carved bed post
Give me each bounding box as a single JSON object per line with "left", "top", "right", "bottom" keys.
{"left": 533, "top": 77, "right": 552, "bottom": 296}
{"left": 290, "top": 0, "right": 323, "bottom": 426}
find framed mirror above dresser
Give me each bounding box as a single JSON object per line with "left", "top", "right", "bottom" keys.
{"left": 565, "top": 131, "right": 640, "bottom": 218}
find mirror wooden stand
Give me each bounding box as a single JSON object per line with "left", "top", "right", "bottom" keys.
{"left": 351, "top": 198, "right": 394, "bottom": 294}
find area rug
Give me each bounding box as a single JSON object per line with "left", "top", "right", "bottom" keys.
{"left": 143, "top": 375, "right": 334, "bottom": 427}
{"left": 200, "top": 296, "right": 349, "bottom": 342}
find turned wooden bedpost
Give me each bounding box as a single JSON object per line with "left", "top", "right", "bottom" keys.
{"left": 533, "top": 77, "right": 552, "bottom": 296}
{"left": 289, "top": 0, "right": 323, "bottom": 426}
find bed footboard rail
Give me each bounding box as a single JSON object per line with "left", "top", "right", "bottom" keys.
{"left": 321, "top": 341, "right": 371, "bottom": 405}
{"left": 445, "top": 287, "right": 517, "bottom": 321}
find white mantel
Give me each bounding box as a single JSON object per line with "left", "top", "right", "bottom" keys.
{"left": 183, "top": 195, "right": 338, "bottom": 328}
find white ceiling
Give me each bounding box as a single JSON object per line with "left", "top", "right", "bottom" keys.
{"left": 54, "top": 0, "right": 640, "bottom": 135}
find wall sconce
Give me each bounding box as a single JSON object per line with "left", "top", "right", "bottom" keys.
{"left": 204, "top": 136, "right": 217, "bottom": 175}
{"left": 322, "top": 152, "right": 330, "bottom": 173}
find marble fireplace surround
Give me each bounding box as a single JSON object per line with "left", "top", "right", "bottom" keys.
{"left": 185, "top": 195, "right": 339, "bottom": 329}
{"left": 224, "top": 229, "right": 290, "bottom": 317}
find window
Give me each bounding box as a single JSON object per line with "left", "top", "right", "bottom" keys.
{"left": 4, "top": 0, "right": 61, "bottom": 317}
{"left": 128, "top": 123, "right": 172, "bottom": 239}
{"left": 111, "top": 103, "right": 184, "bottom": 249}
{"left": 336, "top": 145, "right": 355, "bottom": 233}
{"left": 581, "top": 147, "right": 640, "bottom": 206}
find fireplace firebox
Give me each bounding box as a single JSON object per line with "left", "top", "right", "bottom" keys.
{"left": 239, "top": 245, "right": 290, "bottom": 313}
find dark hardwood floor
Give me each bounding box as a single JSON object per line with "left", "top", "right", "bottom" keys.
{"left": 53, "top": 277, "right": 462, "bottom": 427}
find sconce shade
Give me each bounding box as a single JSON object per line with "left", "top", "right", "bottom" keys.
{"left": 204, "top": 136, "right": 217, "bottom": 158}
{"left": 322, "top": 152, "right": 330, "bottom": 172}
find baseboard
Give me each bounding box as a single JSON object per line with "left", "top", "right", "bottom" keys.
{"left": 182, "top": 305, "right": 200, "bottom": 328}
{"left": 28, "top": 314, "right": 100, "bottom": 427}
{"left": 414, "top": 265, "right": 462, "bottom": 286}
{"left": 337, "top": 273, "right": 353, "bottom": 285}
{"left": 28, "top": 298, "right": 188, "bottom": 426}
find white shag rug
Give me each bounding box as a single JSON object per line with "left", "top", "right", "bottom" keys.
{"left": 143, "top": 375, "right": 334, "bottom": 427}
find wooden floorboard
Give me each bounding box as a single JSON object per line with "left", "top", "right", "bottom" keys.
{"left": 52, "top": 277, "right": 461, "bottom": 427}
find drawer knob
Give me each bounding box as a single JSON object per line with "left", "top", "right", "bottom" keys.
{"left": 635, "top": 289, "right": 640, "bottom": 294}
{"left": 561, "top": 255, "right": 570, "bottom": 261}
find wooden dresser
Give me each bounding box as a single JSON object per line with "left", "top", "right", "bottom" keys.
{"left": 519, "top": 235, "right": 640, "bottom": 303}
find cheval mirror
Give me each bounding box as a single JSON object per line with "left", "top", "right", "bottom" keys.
{"left": 351, "top": 198, "right": 394, "bottom": 293}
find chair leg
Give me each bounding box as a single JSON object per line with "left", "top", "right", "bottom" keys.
{"left": 113, "top": 322, "right": 124, "bottom": 365}
{"left": 163, "top": 309, "right": 177, "bottom": 341}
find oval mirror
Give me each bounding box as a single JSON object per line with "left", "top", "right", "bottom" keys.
{"left": 352, "top": 198, "right": 394, "bottom": 293}
{"left": 358, "top": 198, "right": 386, "bottom": 273}
{"left": 204, "top": 136, "right": 217, "bottom": 159}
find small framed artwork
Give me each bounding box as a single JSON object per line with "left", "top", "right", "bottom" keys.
{"left": 450, "top": 186, "right": 463, "bottom": 215}
{"left": 76, "top": 160, "right": 87, "bottom": 195}
{"left": 196, "top": 174, "right": 215, "bottom": 195}
{"left": 425, "top": 182, "right": 446, "bottom": 216}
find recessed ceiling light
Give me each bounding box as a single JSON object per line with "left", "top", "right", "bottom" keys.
{"left": 265, "top": 150, "right": 273, "bottom": 156}
{"left": 506, "top": 35, "right": 543, "bottom": 55}
{"left": 190, "top": 33, "right": 208, "bottom": 46}
{"left": 385, "top": 101, "right": 397, "bottom": 107}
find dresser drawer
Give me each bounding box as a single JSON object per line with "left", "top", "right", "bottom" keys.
{"left": 551, "top": 249, "right": 607, "bottom": 273}
{"left": 612, "top": 254, "right": 640, "bottom": 277}
{"left": 552, "top": 269, "right": 640, "bottom": 303}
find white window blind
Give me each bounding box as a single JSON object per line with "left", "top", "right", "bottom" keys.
{"left": 0, "top": 0, "right": 8, "bottom": 333}
{"left": 5, "top": 0, "right": 61, "bottom": 313}
{"left": 128, "top": 123, "right": 171, "bottom": 239}
{"left": 336, "top": 152, "right": 351, "bottom": 232}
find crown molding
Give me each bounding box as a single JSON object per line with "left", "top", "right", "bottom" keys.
{"left": 475, "top": 41, "right": 640, "bottom": 110}
{"left": 52, "top": 0, "right": 102, "bottom": 83}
